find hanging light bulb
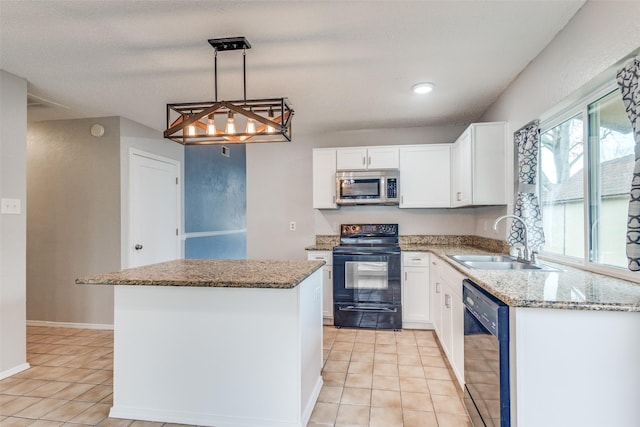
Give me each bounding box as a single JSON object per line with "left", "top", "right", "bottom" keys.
{"left": 245, "top": 118, "right": 256, "bottom": 134}
{"left": 266, "top": 108, "right": 275, "bottom": 133}
{"left": 207, "top": 116, "right": 217, "bottom": 135}
{"left": 225, "top": 111, "right": 236, "bottom": 134}
{"left": 187, "top": 124, "right": 196, "bottom": 136}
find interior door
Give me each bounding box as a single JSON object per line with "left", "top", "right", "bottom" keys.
{"left": 129, "top": 151, "right": 180, "bottom": 268}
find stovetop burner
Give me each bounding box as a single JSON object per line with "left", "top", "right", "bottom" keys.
{"left": 339, "top": 224, "right": 398, "bottom": 239}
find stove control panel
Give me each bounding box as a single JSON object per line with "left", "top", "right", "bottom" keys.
{"left": 340, "top": 223, "right": 398, "bottom": 237}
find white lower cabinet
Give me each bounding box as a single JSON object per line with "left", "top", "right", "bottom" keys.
{"left": 433, "top": 256, "right": 465, "bottom": 387}
{"left": 429, "top": 256, "right": 443, "bottom": 336}
{"left": 307, "top": 251, "right": 333, "bottom": 324}
{"left": 402, "top": 252, "right": 431, "bottom": 329}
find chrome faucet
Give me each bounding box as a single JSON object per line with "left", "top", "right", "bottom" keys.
{"left": 494, "top": 214, "right": 535, "bottom": 263}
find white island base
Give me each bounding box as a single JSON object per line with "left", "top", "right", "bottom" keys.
{"left": 108, "top": 270, "right": 323, "bottom": 427}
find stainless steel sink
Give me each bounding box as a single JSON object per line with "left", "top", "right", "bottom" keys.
{"left": 447, "top": 254, "right": 561, "bottom": 272}
{"left": 449, "top": 254, "right": 515, "bottom": 263}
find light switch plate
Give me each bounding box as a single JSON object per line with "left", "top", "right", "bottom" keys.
{"left": 1, "top": 198, "right": 21, "bottom": 214}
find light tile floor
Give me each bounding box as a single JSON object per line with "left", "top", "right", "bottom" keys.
{"left": 0, "top": 325, "right": 470, "bottom": 427}
{"left": 310, "top": 327, "right": 471, "bottom": 427}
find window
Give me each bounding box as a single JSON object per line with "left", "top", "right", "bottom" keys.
{"left": 540, "top": 114, "right": 584, "bottom": 258}
{"left": 540, "top": 88, "right": 635, "bottom": 272}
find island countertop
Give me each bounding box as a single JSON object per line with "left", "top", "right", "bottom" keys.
{"left": 76, "top": 259, "right": 325, "bottom": 289}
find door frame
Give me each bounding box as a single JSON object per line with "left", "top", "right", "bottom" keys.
{"left": 126, "top": 148, "right": 181, "bottom": 268}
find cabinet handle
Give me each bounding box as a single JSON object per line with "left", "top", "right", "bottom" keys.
{"left": 404, "top": 272, "right": 407, "bottom": 281}
{"left": 436, "top": 283, "right": 441, "bottom": 293}
{"left": 333, "top": 195, "right": 336, "bottom": 204}
{"left": 362, "top": 156, "right": 366, "bottom": 166}
{"left": 432, "top": 261, "right": 436, "bottom": 266}
{"left": 457, "top": 192, "right": 462, "bottom": 201}
{"left": 445, "top": 293, "right": 451, "bottom": 308}
{"left": 368, "top": 156, "right": 371, "bottom": 166}
{"left": 412, "top": 258, "right": 421, "bottom": 262}
{"left": 329, "top": 271, "right": 332, "bottom": 280}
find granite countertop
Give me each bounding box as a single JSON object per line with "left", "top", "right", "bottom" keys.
{"left": 76, "top": 259, "right": 325, "bottom": 289}
{"left": 306, "top": 244, "right": 337, "bottom": 251}
{"left": 404, "top": 243, "right": 640, "bottom": 312}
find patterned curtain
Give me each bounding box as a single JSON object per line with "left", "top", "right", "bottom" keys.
{"left": 509, "top": 120, "right": 545, "bottom": 250}
{"left": 617, "top": 57, "right": 640, "bottom": 271}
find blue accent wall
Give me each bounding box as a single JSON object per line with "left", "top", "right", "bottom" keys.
{"left": 184, "top": 144, "right": 246, "bottom": 259}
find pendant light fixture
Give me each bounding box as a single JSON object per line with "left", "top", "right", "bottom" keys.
{"left": 164, "top": 37, "right": 294, "bottom": 145}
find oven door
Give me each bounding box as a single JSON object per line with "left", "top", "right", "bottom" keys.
{"left": 333, "top": 252, "right": 401, "bottom": 304}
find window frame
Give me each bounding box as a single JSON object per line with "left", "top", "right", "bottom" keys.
{"left": 538, "top": 81, "right": 639, "bottom": 283}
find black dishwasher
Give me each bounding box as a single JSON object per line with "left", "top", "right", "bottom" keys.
{"left": 463, "top": 279, "right": 510, "bottom": 427}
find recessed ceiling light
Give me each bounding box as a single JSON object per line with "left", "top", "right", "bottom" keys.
{"left": 412, "top": 82, "right": 435, "bottom": 94}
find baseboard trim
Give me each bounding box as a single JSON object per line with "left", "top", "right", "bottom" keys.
{"left": 302, "top": 377, "right": 323, "bottom": 427}
{"left": 108, "top": 405, "right": 304, "bottom": 427}
{"left": 27, "top": 320, "right": 114, "bottom": 330}
{"left": 0, "top": 362, "right": 30, "bottom": 380}
{"left": 402, "top": 321, "right": 435, "bottom": 330}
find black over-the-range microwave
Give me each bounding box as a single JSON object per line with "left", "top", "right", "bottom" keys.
{"left": 335, "top": 170, "right": 399, "bottom": 205}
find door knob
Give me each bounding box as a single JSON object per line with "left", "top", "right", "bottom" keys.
{"left": 134, "top": 244, "right": 143, "bottom": 250}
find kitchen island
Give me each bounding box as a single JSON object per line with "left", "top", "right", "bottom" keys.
{"left": 77, "top": 259, "right": 325, "bottom": 427}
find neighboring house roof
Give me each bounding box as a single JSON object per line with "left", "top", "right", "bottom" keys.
{"left": 542, "top": 153, "right": 634, "bottom": 203}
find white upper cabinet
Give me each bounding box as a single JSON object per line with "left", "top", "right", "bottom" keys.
{"left": 336, "top": 146, "right": 399, "bottom": 170}
{"left": 399, "top": 145, "right": 451, "bottom": 208}
{"left": 312, "top": 148, "right": 337, "bottom": 209}
{"left": 451, "top": 122, "right": 508, "bottom": 207}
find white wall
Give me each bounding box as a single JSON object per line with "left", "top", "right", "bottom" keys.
{"left": 478, "top": 0, "right": 640, "bottom": 242}
{"left": 0, "top": 70, "right": 29, "bottom": 378}
{"left": 27, "top": 117, "right": 121, "bottom": 326}
{"left": 246, "top": 125, "right": 471, "bottom": 260}
{"left": 481, "top": 1, "right": 640, "bottom": 129}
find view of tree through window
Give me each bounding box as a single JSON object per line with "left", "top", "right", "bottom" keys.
{"left": 540, "top": 115, "right": 584, "bottom": 258}
{"left": 539, "top": 88, "right": 635, "bottom": 269}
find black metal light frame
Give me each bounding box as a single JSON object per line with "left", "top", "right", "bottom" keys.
{"left": 163, "top": 37, "right": 294, "bottom": 145}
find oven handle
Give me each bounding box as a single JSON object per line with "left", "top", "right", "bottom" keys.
{"left": 338, "top": 305, "right": 398, "bottom": 313}
{"left": 333, "top": 251, "right": 400, "bottom": 256}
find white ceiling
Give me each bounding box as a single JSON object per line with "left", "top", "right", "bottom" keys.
{"left": 0, "top": 0, "right": 585, "bottom": 135}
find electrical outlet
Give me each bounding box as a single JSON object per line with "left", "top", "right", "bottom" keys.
{"left": 1, "top": 198, "right": 21, "bottom": 215}
{"left": 289, "top": 221, "right": 296, "bottom": 231}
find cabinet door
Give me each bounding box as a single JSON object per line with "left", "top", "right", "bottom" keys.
{"left": 312, "top": 149, "right": 337, "bottom": 209}
{"left": 399, "top": 145, "right": 451, "bottom": 208}
{"left": 321, "top": 267, "right": 333, "bottom": 321}
{"left": 368, "top": 147, "right": 399, "bottom": 169}
{"left": 440, "top": 261, "right": 465, "bottom": 387}
{"left": 471, "top": 122, "right": 508, "bottom": 205}
{"left": 429, "top": 257, "right": 443, "bottom": 336}
{"left": 402, "top": 267, "right": 430, "bottom": 324}
{"left": 336, "top": 147, "right": 368, "bottom": 170}
{"left": 307, "top": 251, "right": 333, "bottom": 323}
{"left": 450, "top": 287, "right": 465, "bottom": 387}
{"left": 440, "top": 288, "right": 453, "bottom": 358}
{"left": 451, "top": 130, "right": 472, "bottom": 207}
